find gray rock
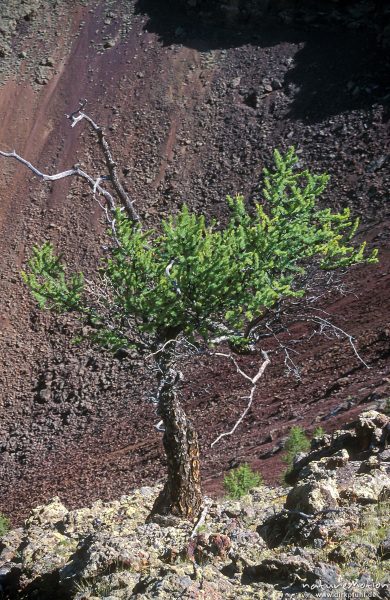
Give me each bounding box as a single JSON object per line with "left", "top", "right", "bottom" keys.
{"left": 286, "top": 479, "right": 340, "bottom": 514}
{"left": 230, "top": 77, "right": 241, "bottom": 88}
{"left": 1, "top": 413, "right": 389, "bottom": 599}
{"left": 103, "top": 39, "right": 116, "bottom": 49}
{"left": 355, "top": 411, "right": 389, "bottom": 450}
{"left": 34, "top": 65, "right": 52, "bottom": 85}
{"left": 339, "top": 470, "right": 390, "bottom": 504}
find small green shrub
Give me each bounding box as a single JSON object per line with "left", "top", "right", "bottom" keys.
{"left": 0, "top": 513, "right": 10, "bottom": 537}
{"left": 282, "top": 426, "right": 310, "bottom": 481}
{"left": 283, "top": 425, "right": 310, "bottom": 463}
{"left": 312, "top": 426, "right": 325, "bottom": 438}
{"left": 224, "top": 463, "right": 263, "bottom": 499}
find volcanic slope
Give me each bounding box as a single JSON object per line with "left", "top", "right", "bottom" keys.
{"left": 0, "top": 0, "right": 389, "bottom": 522}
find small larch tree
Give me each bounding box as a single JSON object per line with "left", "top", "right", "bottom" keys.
{"left": 282, "top": 425, "right": 311, "bottom": 479}
{"left": 1, "top": 105, "right": 377, "bottom": 520}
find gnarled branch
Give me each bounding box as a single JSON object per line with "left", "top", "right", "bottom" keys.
{"left": 0, "top": 149, "right": 116, "bottom": 213}
{"left": 67, "top": 100, "right": 140, "bottom": 223}
{"left": 210, "top": 350, "right": 270, "bottom": 447}
{"left": 298, "top": 312, "right": 370, "bottom": 369}
{"left": 1, "top": 99, "right": 140, "bottom": 224}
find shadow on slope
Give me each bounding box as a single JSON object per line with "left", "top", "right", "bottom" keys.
{"left": 135, "top": 0, "right": 390, "bottom": 123}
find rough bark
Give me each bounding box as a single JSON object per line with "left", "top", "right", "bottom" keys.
{"left": 150, "top": 349, "right": 202, "bottom": 520}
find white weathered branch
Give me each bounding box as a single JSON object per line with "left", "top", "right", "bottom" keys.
{"left": 68, "top": 103, "right": 140, "bottom": 224}
{"left": 209, "top": 334, "right": 230, "bottom": 344}
{"left": 145, "top": 338, "right": 178, "bottom": 360}
{"left": 82, "top": 275, "right": 149, "bottom": 351}
{"left": 0, "top": 150, "right": 75, "bottom": 180}
{"left": 154, "top": 419, "right": 165, "bottom": 432}
{"left": 207, "top": 320, "right": 238, "bottom": 344}
{"left": 164, "top": 259, "right": 182, "bottom": 295}
{"left": 214, "top": 352, "right": 254, "bottom": 383}
{"left": 265, "top": 323, "right": 301, "bottom": 379}
{"left": 0, "top": 149, "right": 117, "bottom": 213}
{"left": 1, "top": 100, "right": 140, "bottom": 225}
{"left": 210, "top": 350, "right": 270, "bottom": 447}
{"left": 299, "top": 314, "right": 369, "bottom": 369}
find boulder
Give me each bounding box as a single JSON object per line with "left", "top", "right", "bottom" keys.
{"left": 1, "top": 413, "right": 389, "bottom": 599}
{"left": 286, "top": 479, "right": 340, "bottom": 514}
{"left": 25, "top": 497, "right": 68, "bottom": 528}
{"left": 242, "top": 554, "right": 340, "bottom": 593}
{"left": 286, "top": 411, "right": 390, "bottom": 484}
{"left": 355, "top": 411, "right": 390, "bottom": 450}
{"left": 59, "top": 533, "right": 151, "bottom": 583}
{"left": 339, "top": 471, "right": 390, "bottom": 504}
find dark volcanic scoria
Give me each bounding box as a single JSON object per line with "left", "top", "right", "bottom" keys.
{"left": 0, "top": 0, "right": 389, "bottom": 524}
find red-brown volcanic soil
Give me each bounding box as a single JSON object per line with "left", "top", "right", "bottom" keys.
{"left": 0, "top": 0, "right": 389, "bottom": 524}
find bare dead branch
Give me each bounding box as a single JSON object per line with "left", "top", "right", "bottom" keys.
{"left": 82, "top": 275, "right": 149, "bottom": 351}
{"left": 207, "top": 320, "right": 238, "bottom": 344}
{"left": 298, "top": 314, "right": 370, "bottom": 369}
{"left": 1, "top": 101, "right": 140, "bottom": 226}
{"left": 164, "top": 259, "right": 182, "bottom": 296}
{"left": 244, "top": 308, "right": 269, "bottom": 339}
{"left": 265, "top": 323, "right": 301, "bottom": 379}
{"left": 0, "top": 149, "right": 117, "bottom": 213}
{"left": 0, "top": 150, "right": 75, "bottom": 180}
{"left": 154, "top": 419, "right": 165, "bottom": 432}
{"left": 210, "top": 350, "right": 270, "bottom": 447}
{"left": 145, "top": 338, "right": 179, "bottom": 360}
{"left": 214, "top": 352, "right": 255, "bottom": 383}
{"left": 67, "top": 102, "right": 140, "bottom": 224}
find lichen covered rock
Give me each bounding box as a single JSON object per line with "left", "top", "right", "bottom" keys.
{"left": 286, "top": 478, "right": 340, "bottom": 514}
{"left": 0, "top": 412, "right": 389, "bottom": 599}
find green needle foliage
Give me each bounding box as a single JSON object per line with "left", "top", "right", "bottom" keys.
{"left": 282, "top": 425, "right": 311, "bottom": 478}
{"left": 312, "top": 426, "right": 326, "bottom": 439}
{"left": 0, "top": 513, "right": 10, "bottom": 538}
{"left": 224, "top": 464, "right": 263, "bottom": 499}
{"left": 20, "top": 145, "right": 379, "bottom": 518}
{"left": 21, "top": 242, "right": 84, "bottom": 312}
{"left": 282, "top": 426, "right": 327, "bottom": 483}
{"left": 21, "top": 148, "right": 378, "bottom": 353}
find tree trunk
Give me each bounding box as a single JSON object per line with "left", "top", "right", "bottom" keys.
{"left": 150, "top": 349, "right": 202, "bottom": 520}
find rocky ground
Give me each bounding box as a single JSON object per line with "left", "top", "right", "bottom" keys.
{"left": 0, "top": 410, "right": 389, "bottom": 599}
{"left": 0, "top": 0, "right": 389, "bottom": 525}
